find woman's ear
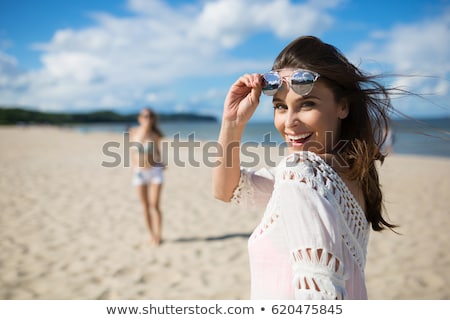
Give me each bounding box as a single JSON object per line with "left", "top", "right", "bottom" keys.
{"left": 338, "top": 98, "right": 349, "bottom": 119}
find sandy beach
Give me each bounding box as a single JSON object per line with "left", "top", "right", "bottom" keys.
{"left": 0, "top": 126, "right": 449, "bottom": 300}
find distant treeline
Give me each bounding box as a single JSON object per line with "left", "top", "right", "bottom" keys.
{"left": 0, "top": 107, "right": 217, "bottom": 125}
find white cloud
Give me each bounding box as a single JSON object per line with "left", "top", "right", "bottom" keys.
{"left": 190, "top": 0, "right": 335, "bottom": 48}
{"left": 349, "top": 9, "right": 450, "bottom": 117}
{"left": 0, "top": 0, "right": 342, "bottom": 112}
{"left": 0, "top": 51, "right": 19, "bottom": 85}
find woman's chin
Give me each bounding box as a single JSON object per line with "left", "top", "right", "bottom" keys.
{"left": 286, "top": 142, "right": 325, "bottom": 155}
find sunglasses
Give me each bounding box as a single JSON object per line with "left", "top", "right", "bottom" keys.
{"left": 261, "top": 69, "right": 320, "bottom": 96}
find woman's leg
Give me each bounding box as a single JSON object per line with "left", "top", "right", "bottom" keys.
{"left": 149, "top": 183, "right": 163, "bottom": 245}
{"left": 137, "top": 184, "right": 154, "bottom": 242}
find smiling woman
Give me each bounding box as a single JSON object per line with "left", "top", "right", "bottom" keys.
{"left": 212, "top": 35, "right": 399, "bottom": 300}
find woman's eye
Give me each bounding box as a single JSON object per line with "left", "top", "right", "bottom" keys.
{"left": 273, "top": 105, "right": 287, "bottom": 111}
{"left": 301, "top": 100, "right": 315, "bottom": 108}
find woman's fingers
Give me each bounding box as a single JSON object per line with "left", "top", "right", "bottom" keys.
{"left": 224, "top": 73, "right": 262, "bottom": 121}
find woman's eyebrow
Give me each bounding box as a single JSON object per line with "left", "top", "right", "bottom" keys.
{"left": 272, "top": 97, "right": 284, "bottom": 104}
{"left": 272, "top": 95, "right": 320, "bottom": 104}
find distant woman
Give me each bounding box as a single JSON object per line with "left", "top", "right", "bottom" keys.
{"left": 129, "top": 107, "right": 165, "bottom": 246}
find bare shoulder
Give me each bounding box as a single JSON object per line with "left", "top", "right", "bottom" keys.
{"left": 128, "top": 126, "right": 139, "bottom": 137}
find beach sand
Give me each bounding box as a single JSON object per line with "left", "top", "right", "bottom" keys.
{"left": 0, "top": 126, "right": 449, "bottom": 300}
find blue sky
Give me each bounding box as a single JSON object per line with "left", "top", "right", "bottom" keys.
{"left": 0, "top": 0, "right": 449, "bottom": 120}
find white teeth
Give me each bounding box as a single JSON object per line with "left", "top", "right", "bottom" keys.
{"left": 287, "top": 133, "right": 311, "bottom": 140}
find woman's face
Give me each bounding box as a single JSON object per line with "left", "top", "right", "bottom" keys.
{"left": 272, "top": 69, "right": 349, "bottom": 154}
{"left": 138, "top": 110, "right": 153, "bottom": 126}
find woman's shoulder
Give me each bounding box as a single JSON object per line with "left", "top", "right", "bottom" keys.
{"left": 277, "top": 151, "right": 346, "bottom": 189}
{"left": 128, "top": 126, "right": 139, "bottom": 135}
{"left": 278, "top": 151, "right": 366, "bottom": 213}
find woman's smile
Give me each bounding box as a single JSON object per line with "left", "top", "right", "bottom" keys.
{"left": 285, "top": 132, "right": 314, "bottom": 147}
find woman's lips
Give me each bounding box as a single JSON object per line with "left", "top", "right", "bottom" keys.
{"left": 286, "top": 133, "right": 313, "bottom": 146}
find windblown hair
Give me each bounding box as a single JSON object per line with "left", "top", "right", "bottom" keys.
{"left": 142, "top": 107, "right": 164, "bottom": 138}
{"left": 273, "top": 35, "right": 396, "bottom": 231}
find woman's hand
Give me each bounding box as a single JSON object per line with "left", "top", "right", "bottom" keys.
{"left": 213, "top": 73, "right": 262, "bottom": 202}
{"left": 223, "top": 73, "right": 262, "bottom": 127}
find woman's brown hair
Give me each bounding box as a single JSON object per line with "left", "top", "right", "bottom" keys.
{"left": 273, "top": 35, "right": 397, "bottom": 231}
{"left": 141, "top": 107, "right": 164, "bottom": 138}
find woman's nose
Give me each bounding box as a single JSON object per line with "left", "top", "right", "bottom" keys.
{"left": 285, "top": 109, "right": 299, "bottom": 129}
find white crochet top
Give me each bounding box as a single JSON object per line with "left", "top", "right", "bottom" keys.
{"left": 232, "top": 151, "right": 370, "bottom": 299}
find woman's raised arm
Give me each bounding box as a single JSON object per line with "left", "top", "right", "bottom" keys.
{"left": 212, "top": 73, "right": 262, "bottom": 202}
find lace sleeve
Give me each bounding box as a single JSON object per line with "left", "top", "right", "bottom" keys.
{"left": 231, "top": 167, "right": 274, "bottom": 208}
{"left": 276, "top": 164, "right": 348, "bottom": 299}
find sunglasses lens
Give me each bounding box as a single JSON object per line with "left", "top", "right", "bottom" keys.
{"left": 261, "top": 72, "right": 281, "bottom": 96}
{"left": 261, "top": 69, "right": 319, "bottom": 96}
{"left": 291, "top": 71, "right": 316, "bottom": 96}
